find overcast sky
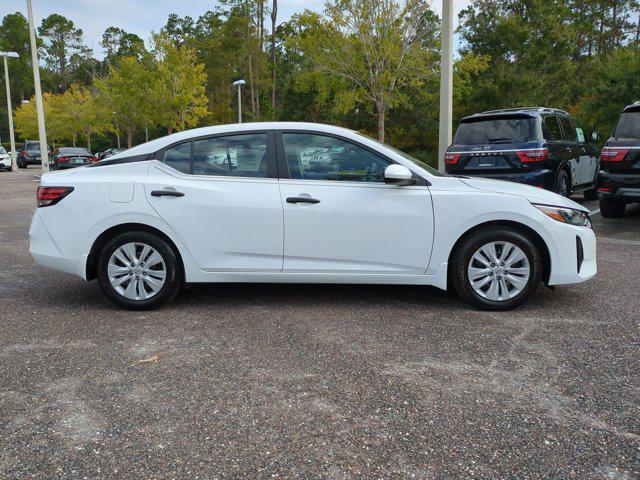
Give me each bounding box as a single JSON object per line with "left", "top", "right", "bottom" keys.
{"left": 2, "top": 0, "right": 471, "bottom": 59}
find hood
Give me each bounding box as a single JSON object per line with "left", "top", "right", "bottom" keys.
{"left": 459, "top": 177, "right": 587, "bottom": 212}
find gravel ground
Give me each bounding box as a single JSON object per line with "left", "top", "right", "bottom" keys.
{"left": 1, "top": 168, "right": 639, "bottom": 479}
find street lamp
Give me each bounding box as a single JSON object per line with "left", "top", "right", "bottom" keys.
{"left": 26, "top": 0, "right": 49, "bottom": 172}
{"left": 232, "top": 79, "right": 246, "bottom": 123}
{"left": 437, "top": 0, "right": 454, "bottom": 173}
{"left": 0, "top": 51, "right": 19, "bottom": 171}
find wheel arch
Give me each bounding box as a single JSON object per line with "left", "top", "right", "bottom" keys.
{"left": 86, "top": 223, "right": 185, "bottom": 281}
{"left": 447, "top": 220, "right": 552, "bottom": 285}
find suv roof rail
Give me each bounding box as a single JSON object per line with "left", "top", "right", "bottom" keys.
{"left": 478, "top": 107, "right": 570, "bottom": 116}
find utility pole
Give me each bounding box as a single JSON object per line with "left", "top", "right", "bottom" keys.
{"left": 1, "top": 52, "right": 19, "bottom": 170}
{"left": 26, "top": 0, "right": 49, "bottom": 173}
{"left": 233, "top": 79, "right": 246, "bottom": 123}
{"left": 437, "top": 0, "right": 454, "bottom": 173}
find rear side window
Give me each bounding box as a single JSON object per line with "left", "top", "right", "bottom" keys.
{"left": 453, "top": 117, "right": 536, "bottom": 144}
{"left": 162, "top": 142, "right": 191, "bottom": 174}
{"left": 614, "top": 111, "right": 640, "bottom": 139}
{"left": 559, "top": 116, "right": 577, "bottom": 141}
{"left": 543, "top": 116, "right": 562, "bottom": 140}
{"left": 193, "top": 133, "right": 268, "bottom": 177}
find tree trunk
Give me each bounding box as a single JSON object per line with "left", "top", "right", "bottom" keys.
{"left": 145, "top": 125, "right": 149, "bottom": 142}
{"left": 248, "top": 51, "right": 256, "bottom": 118}
{"left": 611, "top": 1, "right": 618, "bottom": 47}
{"left": 127, "top": 129, "right": 133, "bottom": 149}
{"left": 271, "top": 0, "right": 277, "bottom": 113}
{"left": 72, "top": 133, "right": 77, "bottom": 147}
{"left": 87, "top": 132, "right": 91, "bottom": 151}
{"left": 376, "top": 101, "right": 386, "bottom": 142}
{"left": 116, "top": 132, "right": 120, "bottom": 149}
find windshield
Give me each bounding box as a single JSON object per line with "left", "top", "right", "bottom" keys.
{"left": 454, "top": 117, "right": 537, "bottom": 144}
{"left": 614, "top": 111, "right": 640, "bottom": 139}
{"left": 0, "top": 147, "right": 6, "bottom": 154}
{"left": 60, "top": 148, "right": 90, "bottom": 155}
{"left": 26, "top": 143, "right": 40, "bottom": 152}
{"left": 362, "top": 135, "right": 445, "bottom": 176}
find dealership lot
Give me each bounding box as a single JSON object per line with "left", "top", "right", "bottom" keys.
{"left": 1, "top": 169, "right": 638, "bottom": 478}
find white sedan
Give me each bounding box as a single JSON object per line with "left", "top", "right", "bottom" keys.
{"left": 29, "top": 122, "right": 596, "bottom": 310}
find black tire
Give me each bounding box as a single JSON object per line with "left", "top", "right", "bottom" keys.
{"left": 450, "top": 227, "right": 544, "bottom": 311}
{"left": 599, "top": 196, "right": 626, "bottom": 218}
{"left": 17, "top": 161, "right": 26, "bottom": 169}
{"left": 554, "top": 170, "right": 570, "bottom": 197}
{"left": 97, "top": 231, "right": 182, "bottom": 310}
{"left": 583, "top": 187, "right": 599, "bottom": 201}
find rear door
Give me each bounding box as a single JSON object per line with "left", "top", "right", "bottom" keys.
{"left": 144, "top": 131, "right": 284, "bottom": 272}
{"left": 570, "top": 118, "right": 598, "bottom": 185}
{"left": 542, "top": 115, "right": 571, "bottom": 182}
{"left": 558, "top": 115, "right": 584, "bottom": 187}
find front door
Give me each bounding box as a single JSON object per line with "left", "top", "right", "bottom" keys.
{"left": 145, "top": 132, "right": 283, "bottom": 272}
{"left": 277, "top": 132, "right": 433, "bottom": 275}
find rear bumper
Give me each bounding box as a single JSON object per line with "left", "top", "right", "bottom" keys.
{"left": 29, "top": 209, "right": 87, "bottom": 279}
{"left": 597, "top": 171, "right": 640, "bottom": 202}
{"left": 54, "top": 162, "right": 90, "bottom": 170}
{"left": 451, "top": 169, "right": 556, "bottom": 190}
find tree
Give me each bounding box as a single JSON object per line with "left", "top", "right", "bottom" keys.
{"left": 271, "top": 0, "right": 278, "bottom": 111}
{"left": 150, "top": 34, "right": 208, "bottom": 134}
{"left": 101, "top": 27, "right": 147, "bottom": 65}
{"left": 94, "top": 58, "right": 156, "bottom": 148}
{"left": 38, "top": 14, "right": 92, "bottom": 90}
{"left": 295, "top": 0, "right": 437, "bottom": 141}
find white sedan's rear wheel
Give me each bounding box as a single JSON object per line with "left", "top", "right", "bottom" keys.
{"left": 451, "top": 227, "right": 543, "bottom": 310}
{"left": 97, "top": 231, "right": 181, "bottom": 310}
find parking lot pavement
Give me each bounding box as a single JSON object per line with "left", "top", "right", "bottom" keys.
{"left": 1, "top": 168, "right": 638, "bottom": 479}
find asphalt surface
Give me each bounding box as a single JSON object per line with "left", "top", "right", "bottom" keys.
{"left": 1, "top": 167, "right": 639, "bottom": 479}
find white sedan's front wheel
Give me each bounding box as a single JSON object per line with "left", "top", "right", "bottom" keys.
{"left": 451, "top": 227, "right": 543, "bottom": 310}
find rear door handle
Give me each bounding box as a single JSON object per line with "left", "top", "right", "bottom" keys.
{"left": 151, "top": 190, "right": 185, "bottom": 197}
{"left": 286, "top": 196, "right": 320, "bottom": 204}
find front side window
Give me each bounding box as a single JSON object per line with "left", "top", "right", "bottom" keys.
{"left": 193, "top": 133, "right": 268, "bottom": 177}
{"left": 559, "top": 116, "right": 577, "bottom": 141}
{"left": 282, "top": 133, "right": 391, "bottom": 182}
{"left": 543, "top": 116, "right": 562, "bottom": 141}
{"left": 162, "top": 142, "right": 191, "bottom": 174}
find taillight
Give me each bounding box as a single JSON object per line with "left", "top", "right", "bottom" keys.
{"left": 516, "top": 148, "right": 550, "bottom": 163}
{"left": 58, "top": 156, "right": 70, "bottom": 163}
{"left": 21, "top": 150, "right": 26, "bottom": 156}
{"left": 444, "top": 152, "right": 461, "bottom": 165}
{"left": 89, "top": 156, "right": 98, "bottom": 162}
{"left": 601, "top": 147, "right": 628, "bottom": 162}
{"left": 36, "top": 186, "right": 74, "bottom": 207}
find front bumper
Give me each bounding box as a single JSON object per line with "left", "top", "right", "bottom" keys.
{"left": 0, "top": 160, "right": 11, "bottom": 170}
{"left": 597, "top": 170, "right": 640, "bottom": 203}
{"left": 547, "top": 223, "right": 597, "bottom": 286}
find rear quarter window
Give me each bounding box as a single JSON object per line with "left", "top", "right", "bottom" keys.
{"left": 614, "top": 111, "right": 640, "bottom": 139}
{"left": 543, "top": 116, "right": 563, "bottom": 140}
{"left": 453, "top": 117, "right": 537, "bottom": 144}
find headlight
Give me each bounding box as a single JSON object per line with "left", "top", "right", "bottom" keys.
{"left": 534, "top": 204, "right": 591, "bottom": 227}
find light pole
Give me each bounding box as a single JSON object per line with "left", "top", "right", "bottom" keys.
{"left": 232, "top": 79, "right": 246, "bottom": 123}
{"left": 1, "top": 51, "right": 19, "bottom": 171}
{"left": 437, "top": 0, "right": 454, "bottom": 173}
{"left": 26, "top": 0, "right": 49, "bottom": 172}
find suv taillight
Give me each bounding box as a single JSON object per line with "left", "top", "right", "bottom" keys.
{"left": 58, "top": 156, "right": 70, "bottom": 163}
{"left": 516, "top": 148, "right": 550, "bottom": 163}
{"left": 601, "top": 147, "right": 628, "bottom": 162}
{"left": 444, "top": 152, "right": 461, "bottom": 165}
{"left": 37, "top": 186, "right": 74, "bottom": 207}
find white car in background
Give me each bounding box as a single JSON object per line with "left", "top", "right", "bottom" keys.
{"left": 29, "top": 122, "right": 596, "bottom": 310}
{"left": 0, "top": 147, "right": 12, "bottom": 171}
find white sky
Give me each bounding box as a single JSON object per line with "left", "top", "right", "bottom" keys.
{"left": 2, "top": 0, "right": 471, "bottom": 59}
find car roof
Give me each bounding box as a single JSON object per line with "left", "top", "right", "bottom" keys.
{"left": 107, "top": 122, "right": 358, "bottom": 160}
{"left": 622, "top": 102, "right": 640, "bottom": 113}
{"left": 461, "top": 107, "right": 570, "bottom": 122}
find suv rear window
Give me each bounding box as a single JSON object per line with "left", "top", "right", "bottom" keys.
{"left": 453, "top": 116, "right": 537, "bottom": 144}
{"left": 614, "top": 111, "right": 640, "bottom": 139}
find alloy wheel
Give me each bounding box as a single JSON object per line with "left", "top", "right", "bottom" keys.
{"left": 467, "top": 241, "right": 531, "bottom": 302}
{"left": 107, "top": 242, "right": 166, "bottom": 300}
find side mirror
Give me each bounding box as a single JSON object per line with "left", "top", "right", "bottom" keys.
{"left": 590, "top": 131, "right": 600, "bottom": 142}
{"left": 384, "top": 164, "right": 416, "bottom": 186}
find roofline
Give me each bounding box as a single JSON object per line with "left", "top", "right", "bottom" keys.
{"left": 470, "top": 107, "right": 570, "bottom": 117}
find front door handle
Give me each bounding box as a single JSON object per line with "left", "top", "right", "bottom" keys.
{"left": 286, "top": 196, "right": 320, "bottom": 204}
{"left": 151, "top": 190, "right": 185, "bottom": 197}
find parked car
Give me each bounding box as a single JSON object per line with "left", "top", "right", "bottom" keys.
{"left": 97, "top": 148, "right": 126, "bottom": 160}
{"left": 29, "top": 122, "right": 596, "bottom": 311}
{"left": 17, "top": 141, "right": 45, "bottom": 168}
{"left": 445, "top": 107, "right": 600, "bottom": 199}
{"left": 50, "top": 147, "right": 98, "bottom": 170}
{"left": 0, "top": 147, "right": 11, "bottom": 171}
{"left": 597, "top": 102, "right": 640, "bottom": 217}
